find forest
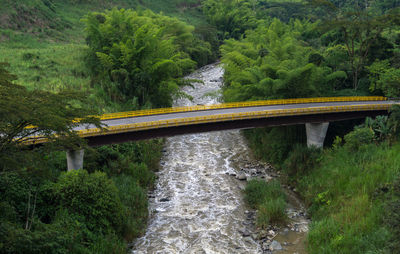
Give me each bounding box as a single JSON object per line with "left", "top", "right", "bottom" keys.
{"left": 1, "top": 0, "right": 400, "bottom": 253}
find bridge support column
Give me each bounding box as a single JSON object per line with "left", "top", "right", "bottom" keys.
{"left": 306, "top": 122, "right": 329, "bottom": 148}
{"left": 66, "top": 149, "right": 84, "bottom": 171}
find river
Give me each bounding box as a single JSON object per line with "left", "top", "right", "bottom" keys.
{"left": 133, "top": 63, "right": 309, "bottom": 254}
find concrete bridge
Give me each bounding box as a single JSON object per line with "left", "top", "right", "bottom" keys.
{"left": 23, "top": 96, "right": 398, "bottom": 170}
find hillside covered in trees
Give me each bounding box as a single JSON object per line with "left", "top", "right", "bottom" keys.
{"left": 1, "top": 0, "right": 400, "bottom": 253}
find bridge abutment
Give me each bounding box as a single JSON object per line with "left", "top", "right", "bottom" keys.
{"left": 66, "top": 149, "right": 84, "bottom": 171}
{"left": 305, "top": 122, "right": 329, "bottom": 148}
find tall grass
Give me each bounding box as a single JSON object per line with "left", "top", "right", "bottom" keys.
{"left": 245, "top": 179, "right": 287, "bottom": 227}
{"left": 294, "top": 143, "right": 400, "bottom": 253}
{"left": 0, "top": 44, "right": 91, "bottom": 91}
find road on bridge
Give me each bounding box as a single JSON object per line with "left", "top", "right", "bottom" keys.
{"left": 95, "top": 100, "right": 396, "bottom": 130}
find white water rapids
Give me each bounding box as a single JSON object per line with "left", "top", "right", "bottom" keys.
{"left": 132, "top": 63, "right": 263, "bottom": 253}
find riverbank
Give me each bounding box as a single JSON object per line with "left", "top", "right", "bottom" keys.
{"left": 229, "top": 153, "right": 309, "bottom": 253}
{"left": 243, "top": 126, "right": 400, "bottom": 253}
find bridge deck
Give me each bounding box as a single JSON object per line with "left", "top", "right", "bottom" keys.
{"left": 98, "top": 100, "right": 396, "bottom": 128}
{"left": 23, "top": 97, "right": 399, "bottom": 146}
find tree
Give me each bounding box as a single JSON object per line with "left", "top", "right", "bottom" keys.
{"left": 314, "top": 0, "right": 400, "bottom": 90}
{"left": 202, "top": 0, "right": 258, "bottom": 40}
{"left": 367, "top": 59, "right": 400, "bottom": 97}
{"left": 0, "top": 63, "right": 100, "bottom": 171}
{"left": 221, "top": 19, "right": 344, "bottom": 101}
{"left": 83, "top": 9, "right": 210, "bottom": 108}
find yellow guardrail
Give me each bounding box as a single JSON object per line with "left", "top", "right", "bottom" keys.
{"left": 22, "top": 103, "right": 391, "bottom": 145}
{"left": 25, "top": 96, "right": 386, "bottom": 129}
{"left": 99, "top": 96, "right": 387, "bottom": 120}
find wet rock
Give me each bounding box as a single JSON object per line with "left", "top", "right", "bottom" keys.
{"left": 243, "top": 236, "right": 253, "bottom": 243}
{"left": 269, "top": 240, "right": 282, "bottom": 251}
{"left": 236, "top": 173, "right": 247, "bottom": 181}
{"left": 239, "top": 229, "right": 250, "bottom": 237}
{"left": 258, "top": 230, "right": 268, "bottom": 239}
{"left": 262, "top": 242, "right": 270, "bottom": 250}
{"left": 281, "top": 228, "right": 289, "bottom": 236}
{"left": 159, "top": 197, "right": 170, "bottom": 202}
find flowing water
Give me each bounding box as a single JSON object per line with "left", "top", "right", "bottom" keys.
{"left": 133, "top": 63, "right": 308, "bottom": 254}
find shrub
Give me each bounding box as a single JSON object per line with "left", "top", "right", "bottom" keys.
{"left": 245, "top": 179, "right": 287, "bottom": 225}
{"left": 256, "top": 197, "right": 287, "bottom": 228}
{"left": 54, "top": 170, "right": 124, "bottom": 234}
{"left": 307, "top": 217, "right": 342, "bottom": 250}
{"left": 384, "top": 177, "right": 400, "bottom": 252}
{"left": 126, "top": 162, "right": 155, "bottom": 188}
{"left": 245, "top": 179, "right": 286, "bottom": 209}
{"left": 344, "top": 127, "right": 374, "bottom": 151}
{"left": 0, "top": 209, "right": 91, "bottom": 254}
{"left": 243, "top": 126, "right": 305, "bottom": 165}
{"left": 282, "top": 144, "right": 322, "bottom": 183}
{"left": 88, "top": 233, "right": 126, "bottom": 254}
{"left": 113, "top": 175, "right": 148, "bottom": 241}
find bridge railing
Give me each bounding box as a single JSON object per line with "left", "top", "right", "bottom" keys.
{"left": 22, "top": 100, "right": 392, "bottom": 146}
{"left": 78, "top": 103, "right": 391, "bottom": 138}
{"left": 99, "top": 96, "right": 387, "bottom": 120}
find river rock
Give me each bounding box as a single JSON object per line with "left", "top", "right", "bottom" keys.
{"left": 236, "top": 173, "right": 247, "bottom": 181}
{"left": 243, "top": 236, "right": 253, "bottom": 243}
{"left": 262, "top": 242, "right": 270, "bottom": 250}
{"left": 281, "top": 228, "right": 289, "bottom": 236}
{"left": 270, "top": 240, "right": 283, "bottom": 251}
{"left": 239, "top": 229, "right": 250, "bottom": 237}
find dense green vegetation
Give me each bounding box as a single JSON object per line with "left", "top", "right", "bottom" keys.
{"left": 0, "top": 0, "right": 215, "bottom": 252}
{"left": 83, "top": 8, "right": 214, "bottom": 108}
{"left": 245, "top": 179, "right": 287, "bottom": 227}
{"left": 205, "top": 0, "right": 400, "bottom": 253}
{"left": 0, "top": 60, "right": 163, "bottom": 252}
{"left": 216, "top": 0, "right": 400, "bottom": 165}
{"left": 2, "top": 0, "right": 400, "bottom": 252}
{"left": 280, "top": 109, "right": 400, "bottom": 253}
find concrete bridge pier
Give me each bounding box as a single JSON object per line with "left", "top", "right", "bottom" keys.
{"left": 305, "top": 122, "right": 329, "bottom": 148}
{"left": 66, "top": 149, "right": 84, "bottom": 171}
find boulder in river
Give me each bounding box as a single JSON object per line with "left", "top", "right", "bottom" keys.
{"left": 236, "top": 173, "right": 247, "bottom": 181}
{"left": 270, "top": 240, "right": 283, "bottom": 251}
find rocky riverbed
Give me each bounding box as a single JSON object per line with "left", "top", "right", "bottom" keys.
{"left": 132, "top": 63, "right": 309, "bottom": 253}
{"left": 231, "top": 156, "right": 309, "bottom": 254}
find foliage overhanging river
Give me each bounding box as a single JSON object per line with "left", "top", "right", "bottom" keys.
{"left": 132, "top": 63, "right": 308, "bottom": 253}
